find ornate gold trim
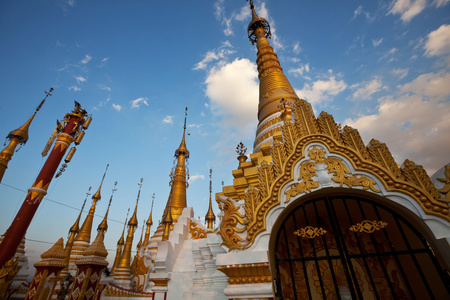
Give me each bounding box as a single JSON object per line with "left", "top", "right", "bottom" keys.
{"left": 217, "top": 263, "right": 271, "bottom": 285}
{"left": 349, "top": 220, "right": 388, "bottom": 233}
{"left": 189, "top": 220, "right": 213, "bottom": 240}
{"left": 294, "top": 226, "right": 327, "bottom": 238}
{"left": 152, "top": 278, "right": 169, "bottom": 287}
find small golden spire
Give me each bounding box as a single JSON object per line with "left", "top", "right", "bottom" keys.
{"left": 205, "top": 169, "right": 216, "bottom": 229}
{"left": 164, "top": 108, "right": 190, "bottom": 223}
{"left": 111, "top": 209, "right": 129, "bottom": 274}
{"left": 97, "top": 181, "right": 117, "bottom": 236}
{"left": 92, "top": 164, "right": 108, "bottom": 201}
{"left": 117, "top": 179, "right": 143, "bottom": 269}
{"left": 136, "top": 222, "right": 144, "bottom": 253}
{"left": 143, "top": 194, "right": 154, "bottom": 248}
{"left": 175, "top": 107, "right": 190, "bottom": 158}
{"left": 69, "top": 188, "right": 89, "bottom": 235}
{"left": 129, "top": 178, "right": 143, "bottom": 227}
{"left": 162, "top": 192, "right": 173, "bottom": 241}
{"left": 75, "top": 164, "right": 109, "bottom": 243}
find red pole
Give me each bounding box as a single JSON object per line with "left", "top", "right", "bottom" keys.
{"left": 0, "top": 103, "right": 89, "bottom": 268}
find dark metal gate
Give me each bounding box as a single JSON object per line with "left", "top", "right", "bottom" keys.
{"left": 273, "top": 195, "right": 450, "bottom": 300}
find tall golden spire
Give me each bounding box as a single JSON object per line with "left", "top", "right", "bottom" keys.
{"left": 0, "top": 88, "right": 53, "bottom": 183}
{"left": 111, "top": 209, "right": 129, "bottom": 274}
{"left": 247, "top": 1, "right": 300, "bottom": 150}
{"left": 75, "top": 164, "right": 108, "bottom": 243}
{"left": 143, "top": 194, "right": 154, "bottom": 248}
{"left": 97, "top": 181, "right": 117, "bottom": 237}
{"left": 116, "top": 179, "right": 142, "bottom": 274}
{"left": 205, "top": 169, "right": 216, "bottom": 229}
{"left": 62, "top": 188, "right": 89, "bottom": 273}
{"left": 163, "top": 107, "right": 189, "bottom": 223}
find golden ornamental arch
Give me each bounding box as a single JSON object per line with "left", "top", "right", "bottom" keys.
{"left": 218, "top": 99, "right": 449, "bottom": 251}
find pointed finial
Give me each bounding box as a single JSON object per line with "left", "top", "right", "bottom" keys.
{"left": 184, "top": 107, "right": 188, "bottom": 131}
{"left": 69, "top": 186, "right": 90, "bottom": 235}
{"left": 36, "top": 87, "right": 53, "bottom": 113}
{"left": 205, "top": 169, "right": 216, "bottom": 229}
{"left": 247, "top": 0, "right": 254, "bottom": 10}
{"left": 119, "top": 208, "right": 130, "bottom": 245}
{"left": 136, "top": 178, "right": 143, "bottom": 204}
{"left": 246, "top": 0, "right": 271, "bottom": 44}
{"left": 209, "top": 171, "right": 214, "bottom": 194}
{"left": 137, "top": 220, "right": 144, "bottom": 251}
{"left": 147, "top": 193, "right": 155, "bottom": 226}
{"left": 128, "top": 178, "right": 143, "bottom": 227}
{"left": 97, "top": 181, "right": 117, "bottom": 235}
{"left": 92, "top": 164, "right": 109, "bottom": 201}
{"left": 175, "top": 108, "right": 190, "bottom": 158}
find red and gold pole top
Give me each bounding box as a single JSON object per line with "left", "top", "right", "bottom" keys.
{"left": 0, "top": 100, "right": 91, "bottom": 269}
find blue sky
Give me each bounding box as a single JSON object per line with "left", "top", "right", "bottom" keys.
{"left": 1, "top": 0, "right": 449, "bottom": 272}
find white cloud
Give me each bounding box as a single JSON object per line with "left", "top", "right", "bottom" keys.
{"left": 68, "top": 86, "right": 81, "bottom": 92}
{"left": 101, "top": 57, "right": 109, "bottom": 62}
{"left": 352, "top": 5, "right": 371, "bottom": 20}
{"left": 163, "top": 116, "right": 174, "bottom": 124}
{"left": 346, "top": 71, "right": 450, "bottom": 174}
{"left": 194, "top": 41, "right": 235, "bottom": 70}
{"left": 205, "top": 58, "right": 259, "bottom": 138}
{"left": 112, "top": 104, "right": 122, "bottom": 112}
{"left": 188, "top": 124, "right": 203, "bottom": 129}
{"left": 392, "top": 68, "right": 409, "bottom": 79}
{"left": 388, "top": 0, "right": 427, "bottom": 23}
{"left": 81, "top": 54, "right": 92, "bottom": 64}
{"left": 67, "top": 0, "right": 75, "bottom": 7}
{"left": 75, "top": 76, "right": 87, "bottom": 84}
{"left": 378, "top": 48, "right": 398, "bottom": 62}
{"left": 288, "top": 63, "right": 310, "bottom": 77}
{"left": 433, "top": 0, "right": 450, "bottom": 7}
{"left": 293, "top": 42, "right": 302, "bottom": 54}
{"left": 295, "top": 72, "right": 347, "bottom": 105}
{"left": 130, "top": 97, "right": 149, "bottom": 108}
{"left": 99, "top": 85, "right": 111, "bottom": 92}
{"left": 235, "top": 5, "right": 250, "bottom": 21}
{"left": 350, "top": 78, "right": 384, "bottom": 100}
{"left": 424, "top": 24, "right": 450, "bottom": 57}
{"left": 189, "top": 175, "right": 205, "bottom": 183}
{"left": 214, "top": 0, "right": 250, "bottom": 36}
{"left": 372, "top": 38, "right": 384, "bottom": 47}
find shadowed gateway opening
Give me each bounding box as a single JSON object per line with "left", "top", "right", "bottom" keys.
{"left": 271, "top": 194, "right": 450, "bottom": 300}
